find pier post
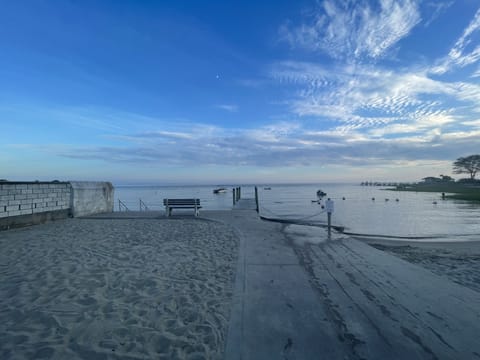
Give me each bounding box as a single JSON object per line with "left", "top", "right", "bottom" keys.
{"left": 254, "top": 186, "right": 259, "bottom": 213}
{"left": 326, "top": 198, "right": 334, "bottom": 240}
{"left": 233, "top": 188, "right": 236, "bottom": 205}
{"left": 327, "top": 213, "right": 332, "bottom": 239}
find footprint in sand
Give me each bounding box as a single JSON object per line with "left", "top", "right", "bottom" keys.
{"left": 76, "top": 296, "right": 97, "bottom": 306}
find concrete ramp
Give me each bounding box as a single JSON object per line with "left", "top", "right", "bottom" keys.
{"left": 205, "top": 210, "right": 480, "bottom": 360}
{"left": 296, "top": 238, "right": 480, "bottom": 360}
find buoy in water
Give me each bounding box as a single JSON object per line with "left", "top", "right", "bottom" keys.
{"left": 433, "top": 201, "right": 437, "bottom": 204}
{"left": 372, "top": 197, "right": 375, "bottom": 201}
{"left": 395, "top": 199, "right": 399, "bottom": 202}
{"left": 342, "top": 197, "right": 346, "bottom": 200}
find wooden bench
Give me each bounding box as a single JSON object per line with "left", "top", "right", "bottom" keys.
{"left": 163, "top": 198, "right": 201, "bottom": 217}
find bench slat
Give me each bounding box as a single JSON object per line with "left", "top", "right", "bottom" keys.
{"left": 163, "top": 199, "right": 200, "bottom": 205}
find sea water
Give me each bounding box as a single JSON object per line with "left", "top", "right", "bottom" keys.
{"left": 114, "top": 184, "right": 480, "bottom": 242}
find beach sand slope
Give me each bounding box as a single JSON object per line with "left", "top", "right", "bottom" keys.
{"left": 0, "top": 217, "right": 239, "bottom": 360}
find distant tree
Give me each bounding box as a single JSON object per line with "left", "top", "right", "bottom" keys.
{"left": 453, "top": 155, "right": 480, "bottom": 180}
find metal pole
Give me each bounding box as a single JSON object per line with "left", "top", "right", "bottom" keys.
{"left": 327, "top": 212, "right": 332, "bottom": 239}
{"left": 325, "top": 198, "right": 334, "bottom": 240}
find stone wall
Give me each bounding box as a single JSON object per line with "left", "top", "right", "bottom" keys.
{"left": 0, "top": 181, "right": 114, "bottom": 230}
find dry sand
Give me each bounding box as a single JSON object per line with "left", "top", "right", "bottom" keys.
{"left": 361, "top": 238, "right": 480, "bottom": 293}
{"left": 0, "top": 217, "right": 239, "bottom": 360}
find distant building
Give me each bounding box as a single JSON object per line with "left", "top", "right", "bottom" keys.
{"left": 422, "top": 177, "right": 442, "bottom": 183}
{"left": 422, "top": 175, "right": 455, "bottom": 183}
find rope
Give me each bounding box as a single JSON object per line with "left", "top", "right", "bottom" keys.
{"left": 259, "top": 205, "right": 327, "bottom": 222}
{"left": 259, "top": 199, "right": 479, "bottom": 241}
{"left": 259, "top": 216, "right": 450, "bottom": 240}
{"left": 298, "top": 209, "right": 327, "bottom": 221}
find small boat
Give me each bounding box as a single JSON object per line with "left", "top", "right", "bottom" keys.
{"left": 213, "top": 188, "right": 227, "bottom": 194}
{"left": 264, "top": 187, "right": 272, "bottom": 190}
{"left": 316, "top": 190, "right": 327, "bottom": 198}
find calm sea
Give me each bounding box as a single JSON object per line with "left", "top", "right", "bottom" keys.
{"left": 114, "top": 184, "right": 480, "bottom": 242}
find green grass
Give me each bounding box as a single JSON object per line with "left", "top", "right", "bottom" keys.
{"left": 390, "top": 183, "right": 480, "bottom": 201}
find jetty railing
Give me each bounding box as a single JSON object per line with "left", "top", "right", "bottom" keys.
{"left": 139, "top": 199, "right": 149, "bottom": 211}
{"left": 118, "top": 199, "right": 130, "bottom": 212}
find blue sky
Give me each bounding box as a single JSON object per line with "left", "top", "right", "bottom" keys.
{"left": 1, "top": 0, "right": 480, "bottom": 184}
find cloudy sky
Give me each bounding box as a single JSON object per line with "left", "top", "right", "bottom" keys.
{"left": 1, "top": 0, "right": 480, "bottom": 185}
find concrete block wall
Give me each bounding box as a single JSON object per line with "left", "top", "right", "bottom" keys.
{"left": 0, "top": 181, "right": 114, "bottom": 230}
{"left": 0, "top": 182, "right": 70, "bottom": 219}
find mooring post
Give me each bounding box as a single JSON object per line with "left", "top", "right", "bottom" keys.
{"left": 326, "top": 198, "right": 334, "bottom": 239}
{"left": 255, "top": 186, "right": 259, "bottom": 213}
{"left": 233, "top": 188, "right": 236, "bottom": 205}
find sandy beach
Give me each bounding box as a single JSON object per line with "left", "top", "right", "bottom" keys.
{"left": 0, "top": 216, "right": 239, "bottom": 359}
{"left": 2, "top": 206, "right": 480, "bottom": 359}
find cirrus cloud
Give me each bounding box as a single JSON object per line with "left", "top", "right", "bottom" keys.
{"left": 279, "top": 0, "right": 421, "bottom": 61}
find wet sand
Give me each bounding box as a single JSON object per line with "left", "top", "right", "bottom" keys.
{"left": 0, "top": 217, "right": 239, "bottom": 359}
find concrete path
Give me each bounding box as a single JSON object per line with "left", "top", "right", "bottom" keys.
{"left": 205, "top": 208, "right": 347, "bottom": 359}
{"left": 204, "top": 208, "right": 480, "bottom": 360}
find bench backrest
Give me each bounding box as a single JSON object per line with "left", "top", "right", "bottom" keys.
{"left": 163, "top": 198, "right": 200, "bottom": 206}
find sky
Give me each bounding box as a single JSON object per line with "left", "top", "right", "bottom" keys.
{"left": 1, "top": 0, "right": 480, "bottom": 185}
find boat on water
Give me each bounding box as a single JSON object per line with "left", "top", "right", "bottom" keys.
{"left": 213, "top": 188, "right": 228, "bottom": 194}
{"left": 264, "top": 187, "right": 272, "bottom": 190}
{"left": 316, "top": 189, "right": 327, "bottom": 198}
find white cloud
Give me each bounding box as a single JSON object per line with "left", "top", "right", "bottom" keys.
{"left": 280, "top": 0, "right": 420, "bottom": 61}
{"left": 42, "top": 114, "right": 477, "bottom": 172}
{"left": 431, "top": 7, "right": 480, "bottom": 74}
{"left": 215, "top": 104, "right": 238, "bottom": 112}
{"left": 270, "top": 59, "right": 480, "bottom": 144}
{"left": 133, "top": 130, "right": 194, "bottom": 140}
{"left": 422, "top": 1, "right": 454, "bottom": 27}
{"left": 461, "top": 119, "right": 480, "bottom": 127}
